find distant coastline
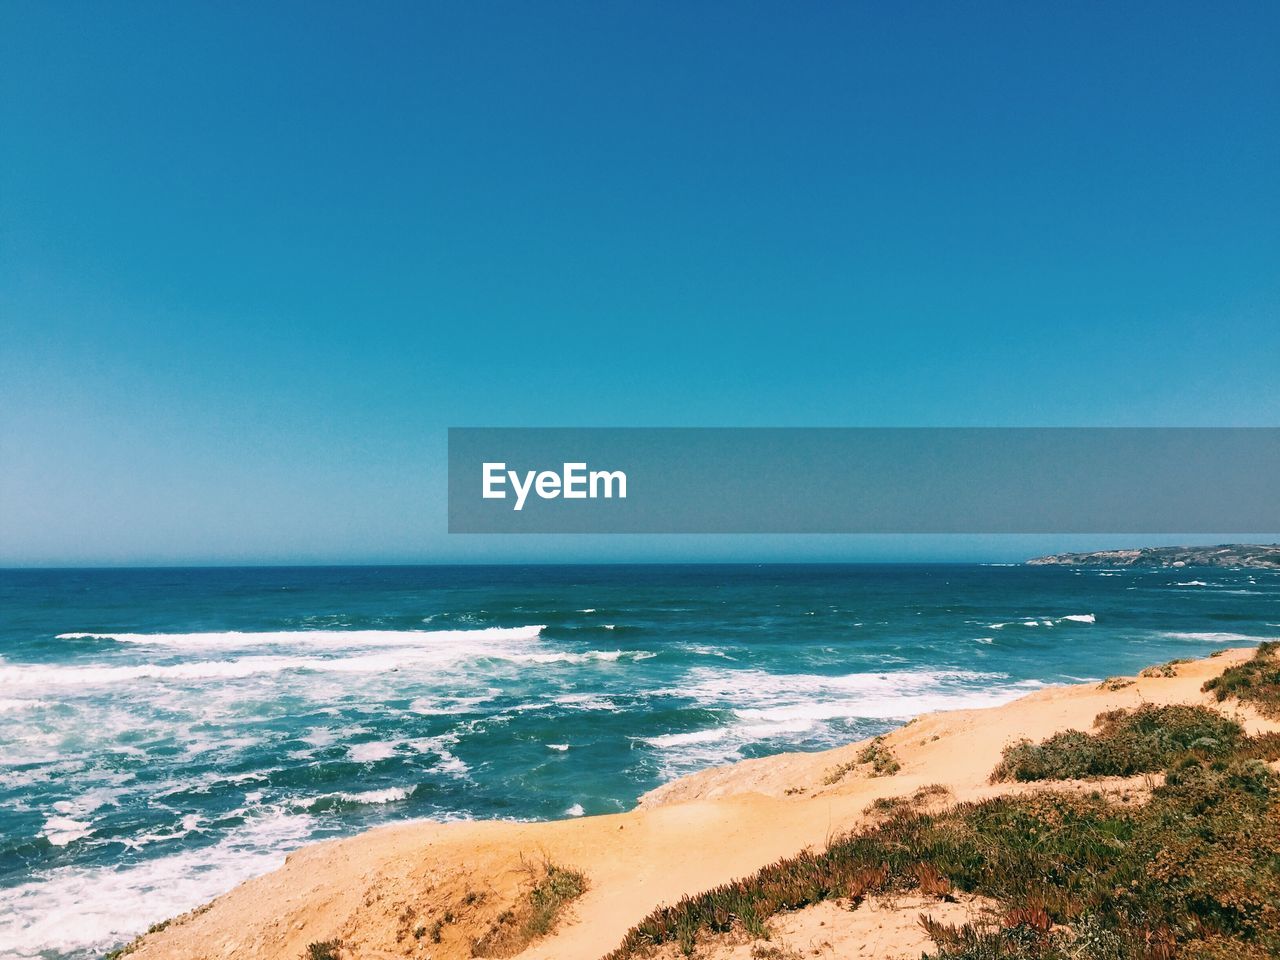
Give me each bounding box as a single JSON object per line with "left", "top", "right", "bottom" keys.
{"left": 1027, "top": 543, "right": 1280, "bottom": 569}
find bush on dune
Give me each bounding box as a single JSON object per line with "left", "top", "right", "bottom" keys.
{"left": 1203, "top": 641, "right": 1280, "bottom": 718}
{"left": 991, "top": 704, "right": 1244, "bottom": 782}
{"left": 471, "top": 861, "right": 586, "bottom": 957}
{"left": 604, "top": 702, "right": 1280, "bottom": 960}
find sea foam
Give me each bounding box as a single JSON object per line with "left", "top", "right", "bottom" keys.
{"left": 0, "top": 807, "right": 316, "bottom": 959}
{"left": 56, "top": 625, "right": 546, "bottom": 651}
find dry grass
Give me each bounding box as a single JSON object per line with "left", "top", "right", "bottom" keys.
{"left": 471, "top": 860, "right": 586, "bottom": 957}
{"left": 1139, "top": 658, "right": 1193, "bottom": 679}
{"left": 825, "top": 735, "right": 901, "bottom": 784}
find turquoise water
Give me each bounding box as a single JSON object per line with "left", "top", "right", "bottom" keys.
{"left": 1, "top": 563, "right": 1277, "bottom": 959}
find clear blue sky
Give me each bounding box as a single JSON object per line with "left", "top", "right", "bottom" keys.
{"left": 2, "top": 2, "right": 1277, "bottom": 565}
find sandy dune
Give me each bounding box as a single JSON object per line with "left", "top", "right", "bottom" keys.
{"left": 124, "top": 648, "right": 1273, "bottom": 960}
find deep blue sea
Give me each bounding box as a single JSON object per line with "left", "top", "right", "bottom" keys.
{"left": 2, "top": 563, "right": 1278, "bottom": 959}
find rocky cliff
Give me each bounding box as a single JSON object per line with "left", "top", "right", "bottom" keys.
{"left": 1027, "top": 544, "right": 1280, "bottom": 569}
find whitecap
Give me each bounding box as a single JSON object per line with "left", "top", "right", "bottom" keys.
{"left": 302, "top": 786, "right": 415, "bottom": 808}
{"left": 685, "top": 645, "right": 736, "bottom": 659}
{"left": 41, "top": 815, "right": 92, "bottom": 847}
{"left": 347, "top": 741, "right": 399, "bottom": 763}
{"left": 497, "top": 649, "right": 648, "bottom": 665}
{"left": 54, "top": 625, "right": 546, "bottom": 651}
{"left": 641, "top": 728, "right": 730, "bottom": 748}
{"left": 1162, "top": 631, "right": 1276, "bottom": 644}
{"left": 0, "top": 697, "right": 48, "bottom": 713}
{"left": 0, "top": 642, "right": 569, "bottom": 690}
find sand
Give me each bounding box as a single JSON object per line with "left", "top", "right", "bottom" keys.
{"left": 123, "top": 648, "right": 1275, "bottom": 960}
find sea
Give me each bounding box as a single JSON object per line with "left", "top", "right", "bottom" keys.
{"left": 1, "top": 562, "right": 1277, "bottom": 959}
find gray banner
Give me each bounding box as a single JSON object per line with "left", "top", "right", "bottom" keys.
{"left": 447, "top": 428, "right": 1280, "bottom": 534}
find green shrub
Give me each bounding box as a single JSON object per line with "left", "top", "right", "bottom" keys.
{"left": 1203, "top": 642, "right": 1280, "bottom": 718}
{"left": 991, "top": 704, "right": 1244, "bottom": 782}
{"left": 604, "top": 706, "right": 1280, "bottom": 960}
{"left": 824, "top": 735, "right": 902, "bottom": 784}
{"left": 857, "top": 736, "right": 901, "bottom": 776}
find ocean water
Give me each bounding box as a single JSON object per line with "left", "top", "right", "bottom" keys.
{"left": 1, "top": 562, "right": 1278, "bottom": 959}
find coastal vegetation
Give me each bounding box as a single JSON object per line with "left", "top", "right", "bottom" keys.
{"left": 855, "top": 736, "right": 902, "bottom": 777}
{"left": 823, "top": 735, "right": 901, "bottom": 784}
{"left": 101, "top": 920, "right": 173, "bottom": 959}
{"left": 304, "top": 941, "right": 342, "bottom": 960}
{"left": 1202, "top": 641, "right": 1280, "bottom": 717}
{"left": 1138, "top": 658, "right": 1193, "bottom": 679}
{"left": 991, "top": 704, "right": 1243, "bottom": 782}
{"left": 604, "top": 702, "right": 1280, "bottom": 960}
{"left": 471, "top": 860, "right": 586, "bottom": 957}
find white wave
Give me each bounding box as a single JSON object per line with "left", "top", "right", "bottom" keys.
{"left": 550, "top": 693, "right": 617, "bottom": 711}
{"left": 434, "top": 754, "right": 470, "bottom": 777}
{"left": 347, "top": 741, "right": 399, "bottom": 763}
{"left": 738, "top": 717, "right": 819, "bottom": 738}
{"left": 41, "top": 815, "right": 92, "bottom": 847}
{"left": 989, "top": 614, "right": 1093, "bottom": 629}
{"left": 663, "top": 667, "right": 1034, "bottom": 722}
{"left": 1174, "top": 580, "right": 1208, "bottom": 587}
{"left": 639, "top": 666, "right": 1044, "bottom": 780}
{"left": 546, "top": 743, "right": 569, "bottom": 751}
{"left": 1162, "top": 631, "right": 1276, "bottom": 644}
{"left": 409, "top": 692, "right": 500, "bottom": 715}
{"left": 564, "top": 803, "right": 585, "bottom": 817}
{"left": 642, "top": 728, "right": 730, "bottom": 748}
{"left": 338, "top": 787, "right": 413, "bottom": 805}
{"left": 684, "top": 644, "right": 737, "bottom": 659}
{"left": 303, "top": 786, "right": 415, "bottom": 808}
{"left": 500, "top": 649, "right": 648, "bottom": 665}
{"left": 119, "top": 813, "right": 206, "bottom": 851}
{"left": 0, "top": 640, "right": 617, "bottom": 690}
{"left": 0, "top": 808, "right": 316, "bottom": 959}
{"left": 403, "top": 735, "right": 470, "bottom": 778}
{"left": 55, "top": 625, "right": 546, "bottom": 651}
{"left": 0, "top": 697, "right": 48, "bottom": 713}
{"left": 300, "top": 727, "right": 337, "bottom": 749}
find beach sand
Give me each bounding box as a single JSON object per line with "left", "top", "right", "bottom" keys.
{"left": 123, "top": 647, "right": 1277, "bottom": 960}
